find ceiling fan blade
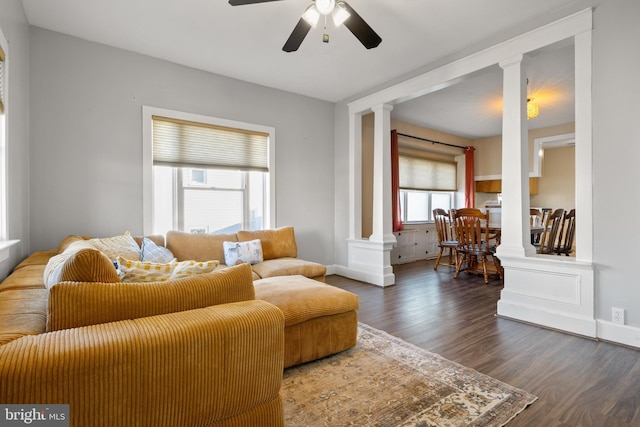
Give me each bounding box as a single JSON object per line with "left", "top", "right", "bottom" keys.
{"left": 228, "top": 0, "right": 283, "bottom": 5}
{"left": 282, "top": 18, "right": 312, "bottom": 52}
{"left": 341, "top": 2, "right": 382, "bottom": 49}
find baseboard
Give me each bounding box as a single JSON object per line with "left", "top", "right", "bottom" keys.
{"left": 497, "top": 300, "right": 597, "bottom": 338}
{"left": 330, "top": 264, "right": 394, "bottom": 287}
{"left": 596, "top": 320, "right": 640, "bottom": 349}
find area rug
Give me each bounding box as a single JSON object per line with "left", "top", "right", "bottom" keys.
{"left": 281, "top": 323, "right": 537, "bottom": 426}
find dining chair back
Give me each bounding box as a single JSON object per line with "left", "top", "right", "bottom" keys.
{"left": 452, "top": 208, "right": 503, "bottom": 283}
{"left": 554, "top": 209, "right": 576, "bottom": 256}
{"left": 530, "top": 208, "right": 543, "bottom": 245}
{"left": 537, "top": 208, "right": 565, "bottom": 254}
{"left": 433, "top": 208, "right": 458, "bottom": 270}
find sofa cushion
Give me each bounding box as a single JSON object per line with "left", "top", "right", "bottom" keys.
{"left": 166, "top": 230, "right": 236, "bottom": 263}
{"left": 0, "top": 265, "right": 47, "bottom": 292}
{"left": 237, "top": 226, "right": 297, "bottom": 260}
{"left": 253, "top": 275, "right": 359, "bottom": 327}
{"left": 0, "top": 289, "right": 48, "bottom": 345}
{"left": 13, "top": 250, "right": 58, "bottom": 270}
{"left": 251, "top": 257, "right": 326, "bottom": 280}
{"left": 43, "top": 241, "right": 120, "bottom": 289}
{"left": 47, "top": 263, "right": 256, "bottom": 331}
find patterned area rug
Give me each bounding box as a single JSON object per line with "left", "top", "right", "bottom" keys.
{"left": 282, "top": 323, "right": 537, "bottom": 426}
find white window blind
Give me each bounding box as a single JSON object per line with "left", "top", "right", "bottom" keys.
{"left": 152, "top": 115, "right": 269, "bottom": 171}
{"left": 399, "top": 155, "right": 457, "bottom": 191}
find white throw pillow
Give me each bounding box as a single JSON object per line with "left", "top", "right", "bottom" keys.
{"left": 141, "top": 237, "right": 176, "bottom": 263}
{"left": 223, "top": 239, "right": 263, "bottom": 266}
{"left": 86, "top": 231, "right": 141, "bottom": 261}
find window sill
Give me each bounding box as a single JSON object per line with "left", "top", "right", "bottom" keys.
{"left": 0, "top": 239, "right": 19, "bottom": 262}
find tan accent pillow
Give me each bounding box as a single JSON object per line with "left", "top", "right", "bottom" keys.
{"left": 43, "top": 241, "right": 120, "bottom": 289}
{"left": 86, "top": 231, "right": 141, "bottom": 261}
{"left": 236, "top": 226, "right": 297, "bottom": 260}
{"left": 47, "top": 263, "right": 256, "bottom": 331}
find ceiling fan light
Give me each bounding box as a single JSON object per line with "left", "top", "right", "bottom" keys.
{"left": 315, "top": 0, "right": 336, "bottom": 15}
{"left": 302, "top": 5, "right": 320, "bottom": 27}
{"left": 332, "top": 3, "right": 350, "bottom": 26}
{"left": 527, "top": 99, "right": 539, "bottom": 119}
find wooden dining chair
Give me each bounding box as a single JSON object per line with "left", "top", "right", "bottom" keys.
{"left": 452, "top": 208, "right": 503, "bottom": 284}
{"left": 554, "top": 209, "right": 576, "bottom": 256}
{"left": 433, "top": 208, "right": 458, "bottom": 270}
{"left": 536, "top": 208, "right": 565, "bottom": 254}
{"left": 530, "top": 208, "right": 543, "bottom": 244}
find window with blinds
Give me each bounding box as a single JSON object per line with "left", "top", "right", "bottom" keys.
{"left": 399, "top": 155, "right": 457, "bottom": 191}
{"left": 151, "top": 116, "right": 269, "bottom": 171}
{"left": 0, "top": 32, "right": 6, "bottom": 240}
{"left": 0, "top": 44, "right": 5, "bottom": 114}
{"left": 147, "top": 111, "right": 272, "bottom": 236}
{"left": 398, "top": 154, "right": 457, "bottom": 223}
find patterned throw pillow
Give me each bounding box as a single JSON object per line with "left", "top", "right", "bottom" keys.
{"left": 117, "top": 256, "right": 219, "bottom": 283}
{"left": 223, "top": 239, "right": 263, "bottom": 266}
{"left": 141, "top": 237, "right": 176, "bottom": 263}
{"left": 87, "top": 231, "right": 141, "bottom": 261}
{"left": 171, "top": 259, "right": 219, "bottom": 279}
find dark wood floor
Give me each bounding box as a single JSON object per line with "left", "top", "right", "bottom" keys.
{"left": 325, "top": 259, "right": 640, "bottom": 427}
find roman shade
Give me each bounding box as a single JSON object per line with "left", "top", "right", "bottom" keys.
{"left": 0, "top": 45, "right": 5, "bottom": 114}
{"left": 399, "top": 155, "right": 457, "bottom": 191}
{"left": 152, "top": 115, "right": 269, "bottom": 172}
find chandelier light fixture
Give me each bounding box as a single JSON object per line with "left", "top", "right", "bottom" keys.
{"left": 527, "top": 98, "right": 539, "bottom": 119}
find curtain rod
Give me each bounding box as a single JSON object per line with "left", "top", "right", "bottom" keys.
{"left": 396, "top": 132, "right": 466, "bottom": 150}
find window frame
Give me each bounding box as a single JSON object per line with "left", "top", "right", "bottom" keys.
{"left": 0, "top": 28, "right": 8, "bottom": 242}
{"left": 399, "top": 189, "right": 454, "bottom": 224}
{"left": 142, "top": 106, "right": 276, "bottom": 235}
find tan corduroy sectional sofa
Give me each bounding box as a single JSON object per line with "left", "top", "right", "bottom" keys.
{"left": 0, "top": 227, "right": 359, "bottom": 427}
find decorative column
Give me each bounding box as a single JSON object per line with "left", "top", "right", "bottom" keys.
{"left": 369, "top": 103, "right": 395, "bottom": 244}
{"left": 496, "top": 55, "right": 536, "bottom": 257}
{"left": 345, "top": 103, "right": 396, "bottom": 287}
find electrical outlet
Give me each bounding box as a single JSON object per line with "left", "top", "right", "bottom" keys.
{"left": 612, "top": 307, "right": 625, "bottom": 325}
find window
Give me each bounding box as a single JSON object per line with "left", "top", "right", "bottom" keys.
{"left": 0, "top": 30, "right": 7, "bottom": 241}
{"left": 400, "top": 190, "right": 453, "bottom": 223}
{"left": 143, "top": 107, "right": 275, "bottom": 236}
{"left": 399, "top": 154, "right": 456, "bottom": 223}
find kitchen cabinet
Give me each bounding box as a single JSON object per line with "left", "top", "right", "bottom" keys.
{"left": 476, "top": 178, "right": 538, "bottom": 195}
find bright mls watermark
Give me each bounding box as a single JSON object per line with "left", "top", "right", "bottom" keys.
{"left": 0, "top": 405, "right": 69, "bottom": 426}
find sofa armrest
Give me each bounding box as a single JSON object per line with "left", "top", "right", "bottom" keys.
{"left": 0, "top": 300, "right": 285, "bottom": 427}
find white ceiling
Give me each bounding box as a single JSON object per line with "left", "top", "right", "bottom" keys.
{"left": 20, "top": 0, "right": 592, "bottom": 138}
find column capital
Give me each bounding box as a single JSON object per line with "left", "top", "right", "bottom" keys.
{"left": 499, "top": 54, "right": 524, "bottom": 69}
{"left": 371, "top": 103, "right": 394, "bottom": 114}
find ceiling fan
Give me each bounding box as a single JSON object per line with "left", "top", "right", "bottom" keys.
{"left": 228, "top": 0, "right": 382, "bottom": 52}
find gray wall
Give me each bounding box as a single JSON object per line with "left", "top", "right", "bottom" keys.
{"left": 0, "top": 1, "right": 31, "bottom": 279}
{"left": 29, "top": 28, "right": 336, "bottom": 265}
{"left": 592, "top": 0, "right": 640, "bottom": 324}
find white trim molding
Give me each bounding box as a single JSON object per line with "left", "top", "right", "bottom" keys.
{"left": 497, "top": 255, "right": 596, "bottom": 337}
